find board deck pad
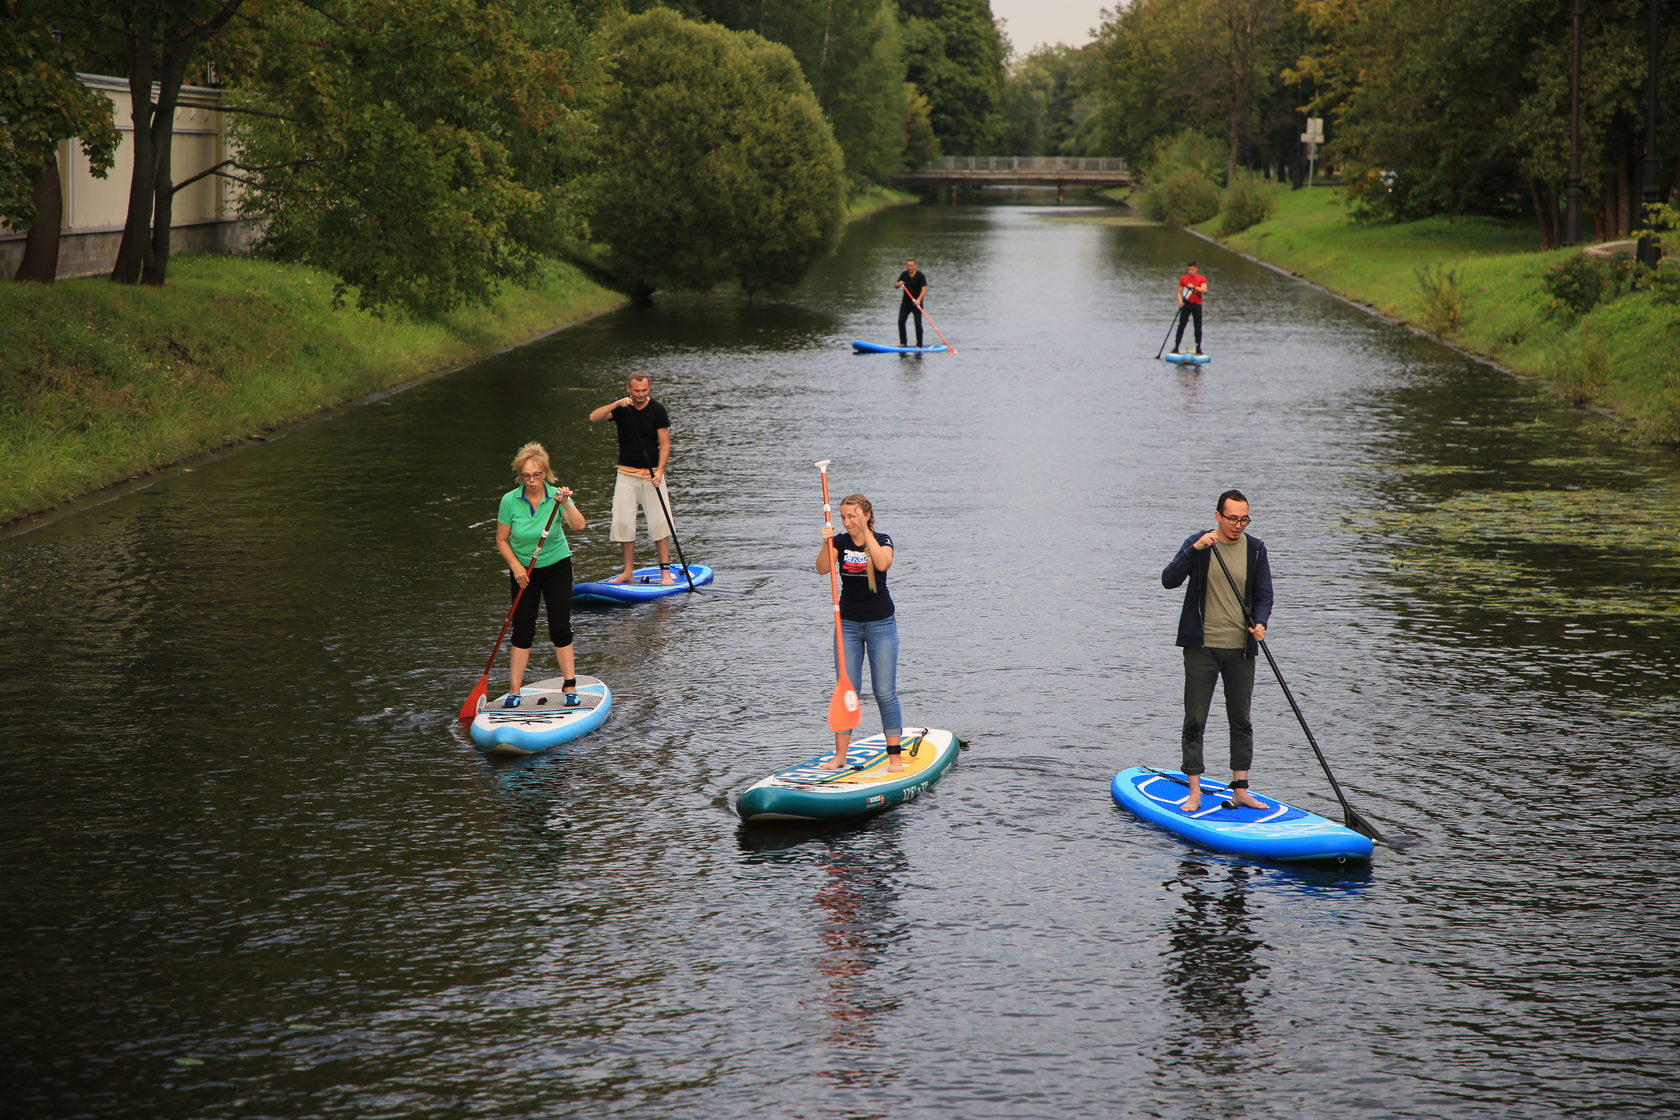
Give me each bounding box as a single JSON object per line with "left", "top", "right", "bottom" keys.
{"left": 1111, "top": 765, "right": 1372, "bottom": 862}
{"left": 573, "top": 563, "right": 713, "bottom": 603}
{"left": 737, "top": 728, "right": 962, "bottom": 822}
{"left": 469, "top": 675, "right": 612, "bottom": 754}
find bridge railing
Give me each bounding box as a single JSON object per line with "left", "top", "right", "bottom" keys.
{"left": 918, "top": 157, "right": 1129, "bottom": 173}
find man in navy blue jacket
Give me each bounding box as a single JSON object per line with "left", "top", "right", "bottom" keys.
{"left": 1161, "top": 489, "right": 1274, "bottom": 813}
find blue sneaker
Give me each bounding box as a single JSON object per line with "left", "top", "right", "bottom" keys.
{"left": 564, "top": 692, "right": 580, "bottom": 707}
{"left": 502, "top": 693, "right": 521, "bottom": 708}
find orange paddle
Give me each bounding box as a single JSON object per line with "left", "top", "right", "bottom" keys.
{"left": 899, "top": 284, "right": 958, "bottom": 353}
{"left": 458, "top": 496, "right": 563, "bottom": 721}
{"left": 815, "top": 460, "right": 861, "bottom": 734}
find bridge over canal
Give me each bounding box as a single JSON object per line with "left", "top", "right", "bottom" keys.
{"left": 892, "top": 157, "right": 1131, "bottom": 203}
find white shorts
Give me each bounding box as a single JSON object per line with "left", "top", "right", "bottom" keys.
{"left": 610, "top": 471, "right": 674, "bottom": 543}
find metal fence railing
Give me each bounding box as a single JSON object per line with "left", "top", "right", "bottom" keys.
{"left": 920, "top": 157, "right": 1129, "bottom": 173}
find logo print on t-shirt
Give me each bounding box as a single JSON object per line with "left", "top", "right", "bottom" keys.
{"left": 840, "top": 548, "right": 870, "bottom": 575}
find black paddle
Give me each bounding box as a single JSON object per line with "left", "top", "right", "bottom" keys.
{"left": 633, "top": 429, "right": 697, "bottom": 593}
{"left": 1206, "top": 541, "right": 1385, "bottom": 843}
{"left": 1155, "top": 305, "right": 1187, "bottom": 359}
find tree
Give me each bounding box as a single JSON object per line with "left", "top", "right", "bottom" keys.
{"left": 1000, "top": 44, "right": 1089, "bottom": 156}
{"left": 590, "top": 9, "right": 846, "bottom": 301}
{"left": 228, "top": 0, "right": 600, "bottom": 316}
{"left": 681, "top": 0, "right": 909, "bottom": 184}
{"left": 898, "top": 0, "right": 1006, "bottom": 154}
{"left": 1, "top": 2, "right": 119, "bottom": 281}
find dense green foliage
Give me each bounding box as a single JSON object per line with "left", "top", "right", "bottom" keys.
{"left": 228, "top": 0, "right": 599, "bottom": 317}
{"left": 1084, "top": 0, "right": 1680, "bottom": 248}
{"left": 1542, "top": 253, "right": 1638, "bottom": 321}
{"left": 589, "top": 10, "right": 847, "bottom": 300}
{"left": 0, "top": 2, "right": 119, "bottom": 231}
{"left": 899, "top": 0, "right": 1006, "bottom": 154}
{"left": 998, "top": 45, "right": 1093, "bottom": 156}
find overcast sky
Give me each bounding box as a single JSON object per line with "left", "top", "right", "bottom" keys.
{"left": 991, "top": 0, "right": 1109, "bottom": 55}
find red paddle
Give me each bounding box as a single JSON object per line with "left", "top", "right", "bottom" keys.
{"left": 815, "top": 460, "right": 861, "bottom": 734}
{"left": 458, "top": 496, "right": 563, "bottom": 721}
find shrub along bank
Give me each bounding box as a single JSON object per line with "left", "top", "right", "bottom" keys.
{"left": 1201, "top": 187, "right": 1680, "bottom": 442}
{"left": 0, "top": 254, "right": 626, "bottom": 527}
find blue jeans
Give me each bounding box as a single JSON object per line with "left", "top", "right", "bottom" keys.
{"left": 839, "top": 616, "right": 902, "bottom": 738}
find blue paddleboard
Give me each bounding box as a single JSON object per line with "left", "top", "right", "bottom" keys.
{"left": 469, "top": 675, "right": 612, "bottom": 754}
{"left": 852, "top": 340, "right": 949, "bottom": 354}
{"left": 737, "top": 728, "right": 962, "bottom": 822}
{"left": 1111, "top": 766, "right": 1373, "bottom": 862}
{"left": 1163, "top": 352, "right": 1210, "bottom": 364}
{"left": 573, "top": 563, "right": 713, "bottom": 604}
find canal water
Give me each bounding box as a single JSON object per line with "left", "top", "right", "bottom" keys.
{"left": 3, "top": 198, "right": 1677, "bottom": 1120}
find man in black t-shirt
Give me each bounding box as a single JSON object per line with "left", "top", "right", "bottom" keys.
{"left": 895, "top": 259, "right": 929, "bottom": 348}
{"left": 588, "top": 372, "right": 677, "bottom": 584}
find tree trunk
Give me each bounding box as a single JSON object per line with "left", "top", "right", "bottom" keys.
{"left": 144, "top": 35, "right": 190, "bottom": 287}
{"left": 13, "top": 159, "right": 64, "bottom": 283}
{"left": 111, "top": 33, "right": 156, "bottom": 285}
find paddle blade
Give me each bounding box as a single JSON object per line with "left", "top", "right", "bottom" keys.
{"left": 1344, "top": 806, "right": 1386, "bottom": 844}
{"left": 827, "top": 677, "right": 861, "bottom": 733}
{"left": 458, "top": 676, "right": 489, "bottom": 721}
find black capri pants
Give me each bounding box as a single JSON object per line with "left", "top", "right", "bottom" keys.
{"left": 509, "top": 556, "right": 574, "bottom": 650}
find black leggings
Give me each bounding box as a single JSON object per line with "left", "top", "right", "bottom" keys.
{"left": 1174, "top": 302, "right": 1203, "bottom": 350}
{"left": 897, "top": 301, "right": 924, "bottom": 346}
{"left": 510, "top": 556, "right": 574, "bottom": 650}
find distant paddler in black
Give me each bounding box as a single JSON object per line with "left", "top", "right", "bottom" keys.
{"left": 1172, "top": 261, "right": 1208, "bottom": 356}
{"left": 588, "top": 372, "right": 677, "bottom": 585}
{"left": 495, "top": 442, "right": 587, "bottom": 707}
{"left": 894, "top": 258, "right": 929, "bottom": 348}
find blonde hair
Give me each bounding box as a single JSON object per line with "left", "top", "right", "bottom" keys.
{"left": 840, "top": 494, "right": 879, "bottom": 593}
{"left": 511, "top": 441, "right": 556, "bottom": 484}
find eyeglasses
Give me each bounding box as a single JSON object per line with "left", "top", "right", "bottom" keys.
{"left": 1217, "top": 512, "right": 1252, "bottom": 526}
{"left": 518, "top": 471, "right": 545, "bottom": 480}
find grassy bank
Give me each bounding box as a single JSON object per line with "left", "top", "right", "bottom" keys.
{"left": 0, "top": 254, "right": 625, "bottom": 527}
{"left": 1204, "top": 187, "right": 1680, "bottom": 441}
{"left": 847, "top": 183, "right": 917, "bottom": 219}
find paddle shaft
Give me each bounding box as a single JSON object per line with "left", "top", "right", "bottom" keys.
{"left": 459, "top": 494, "right": 563, "bottom": 719}
{"left": 899, "top": 285, "right": 957, "bottom": 353}
{"left": 1155, "top": 306, "right": 1184, "bottom": 359}
{"left": 633, "top": 429, "right": 696, "bottom": 592}
{"left": 1205, "top": 541, "right": 1384, "bottom": 843}
{"left": 816, "top": 460, "right": 861, "bottom": 734}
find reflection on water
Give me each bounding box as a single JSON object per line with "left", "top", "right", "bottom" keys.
{"left": 1163, "top": 861, "right": 1268, "bottom": 1070}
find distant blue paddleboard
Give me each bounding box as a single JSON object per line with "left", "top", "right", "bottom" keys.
{"left": 852, "top": 340, "right": 949, "bottom": 354}
{"left": 470, "top": 675, "right": 612, "bottom": 755}
{"left": 1111, "top": 766, "right": 1372, "bottom": 862}
{"left": 573, "top": 563, "right": 713, "bottom": 604}
{"left": 1163, "top": 352, "right": 1211, "bottom": 364}
{"left": 737, "top": 728, "right": 962, "bottom": 821}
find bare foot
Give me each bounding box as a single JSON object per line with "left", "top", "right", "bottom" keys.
{"left": 887, "top": 758, "right": 906, "bottom": 773}
{"left": 606, "top": 571, "right": 634, "bottom": 584}
{"left": 818, "top": 757, "right": 845, "bottom": 771}
{"left": 1181, "top": 794, "right": 1202, "bottom": 813}
{"left": 1227, "top": 790, "right": 1267, "bottom": 810}
{"left": 661, "top": 570, "right": 676, "bottom": 585}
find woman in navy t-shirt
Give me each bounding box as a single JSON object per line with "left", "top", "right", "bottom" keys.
{"left": 815, "top": 493, "right": 903, "bottom": 772}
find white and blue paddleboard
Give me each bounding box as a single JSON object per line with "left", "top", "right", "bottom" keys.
{"left": 573, "top": 563, "right": 713, "bottom": 604}
{"left": 469, "top": 675, "right": 612, "bottom": 755}
{"left": 737, "top": 728, "right": 962, "bottom": 822}
{"left": 852, "top": 340, "right": 949, "bottom": 354}
{"left": 1111, "top": 766, "right": 1373, "bottom": 862}
{"left": 1163, "top": 352, "right": 1211, "bottom": 364}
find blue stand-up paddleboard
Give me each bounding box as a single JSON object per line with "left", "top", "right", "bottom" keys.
{"left": 469, "top": 675, "right": 612, "bottom": 755}
{"left": 852, "top": 340, "right": 949, "bottom": 354}
{"left": 573, "top": 564, "right": 713, "bottom": 604}
{"left": 1162, "top": 352, "right": 1211, "bottom": 364}
{"left": 737, "top": 728, "right": 962, "bottom": 822}
{"left": 1111, "top": 766, "right": 1372, "bottom": 862}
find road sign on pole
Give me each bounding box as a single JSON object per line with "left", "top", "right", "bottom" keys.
{"left": 1301, "top": 118, "right": 1324, "bottom": 187}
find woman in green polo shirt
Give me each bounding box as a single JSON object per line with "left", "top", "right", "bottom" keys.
{"left": 495, "top": 442, "right": 587, "bottom": 706}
